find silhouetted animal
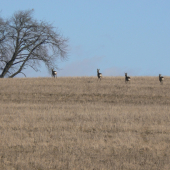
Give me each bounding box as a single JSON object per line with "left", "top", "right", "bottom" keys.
{"left": 125, "top": 73, "right": 130, "bottom": 83}
{"left": 159, "top": 74, "right": 164, "bottom": 84}
{"left": 52, "top": 69, "right": 57, "bottom": 78}
{"left": 97, "top": 69, "right": 102, "bottom": 80}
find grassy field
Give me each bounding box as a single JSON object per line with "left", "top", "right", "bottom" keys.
{"left": 0, "top": 76, "right": 170, "bottom": 170}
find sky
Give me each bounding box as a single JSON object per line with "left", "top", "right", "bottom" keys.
{"left": 0, "top": 0, "right": 170, "bottom": 77}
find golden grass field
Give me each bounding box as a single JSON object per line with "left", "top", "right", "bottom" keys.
{"left": 0, "top": 76, "right": 170, "bottom": 170}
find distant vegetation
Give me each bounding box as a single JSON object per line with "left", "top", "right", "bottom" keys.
{"left": 0, "top": 76, "right": 170, "bottom": 169}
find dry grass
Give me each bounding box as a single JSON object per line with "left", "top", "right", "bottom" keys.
{"left": 0, "top": 76, "right": 170, "bottom": 170}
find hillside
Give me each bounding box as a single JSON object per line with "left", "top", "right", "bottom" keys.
{"left": 0, "top": 77, "right": 170, "bottom": 170}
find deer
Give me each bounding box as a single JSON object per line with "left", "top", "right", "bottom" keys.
{"left": 97, "top": 69, "right": 102, "bottom": 80}
{"left": 125, "top": 73, "right": 130, "bottom": 83}
{"left": 52, "top": 69, "right": 57, "bottom": 78}
{"left": 159, "top": 74, "right": 164, "bottom": 84}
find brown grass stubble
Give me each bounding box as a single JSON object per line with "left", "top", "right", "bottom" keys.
{"left": 0, "top": 77, "right": 170, "bottom": 170}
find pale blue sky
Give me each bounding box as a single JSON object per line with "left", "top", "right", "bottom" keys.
{"left": 0, "top": 0, "right": 170, "bottom": 77}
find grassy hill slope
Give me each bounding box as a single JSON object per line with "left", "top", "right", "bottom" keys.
{"left": 0, "top": 77, "right": 170, "bottom": 170}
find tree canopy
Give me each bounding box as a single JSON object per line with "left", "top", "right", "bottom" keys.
{"left": 0, "top": 10, "right": 68, "bottom": 78}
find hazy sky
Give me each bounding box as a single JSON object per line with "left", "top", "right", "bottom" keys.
{"left": 0, "top": 0, "right": 170, "bottom": 77}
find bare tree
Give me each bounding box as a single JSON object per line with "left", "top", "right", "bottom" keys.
{"left": 0, "top": 15, "right": 9, "bottom": 72}
{"left": 0, "top": 10, "right": 68, "bottom": 78}
{"left": 0, "top": 16, "right": 6, "bottom": 42}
